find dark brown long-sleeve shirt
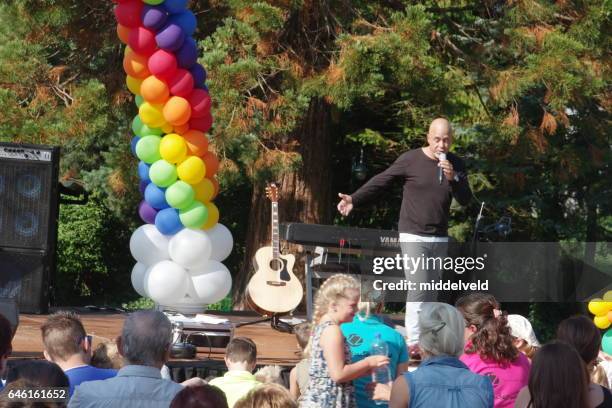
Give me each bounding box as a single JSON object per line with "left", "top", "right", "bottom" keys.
{"left": 350, "top": 148, "right": 471, "bottom": 236}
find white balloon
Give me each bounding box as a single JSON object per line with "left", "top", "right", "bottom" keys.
{"left": 206, "top": 223, "right": 234, "bottom": 262}
{"left": 145, "top": 260, "right": 190, "bottom": 303}
{"left": 168, "top": 229, "right": 212, "bottom": 268}
{"left": 129, "top": 224, "right": 170, "bottom": 266}
{"left": 190, "top": 260, "right": 232, "bottom": 304}
{"left": 130, "top": 262, "right": 149, "bottom": 297}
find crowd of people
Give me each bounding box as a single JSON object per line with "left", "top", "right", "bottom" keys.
{"left": 1, "top": 274, "right": 612, "bottom": 407}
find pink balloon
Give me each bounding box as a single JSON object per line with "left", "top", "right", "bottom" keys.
{"left": 189, "top": 112, "right": 213, "bottom": 133}
{"left": 128, "top": 27, "right": 157, "bottom": 56}
{"left": 186, "top": 89, "right": 212, "bottom": 119}
{"left": 148, "top": 49, "right": 178, "bottom": 79}
{"left": 167, "top": 69, "right": 194, "bottom": 97}
{"left": 114, "top": 0, "right": 143, "bottom": 28}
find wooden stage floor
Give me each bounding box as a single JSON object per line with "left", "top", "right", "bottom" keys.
{"left": 11, "top": 311, "right": 302, "bottom": 366}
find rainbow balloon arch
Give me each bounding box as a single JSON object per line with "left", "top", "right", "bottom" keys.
{"left": 113, "top": 0, "right": 233, "bottom": 314}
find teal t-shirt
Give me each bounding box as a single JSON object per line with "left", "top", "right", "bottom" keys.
{"left": 341, "top": 315, "right": 409, "bottom": 408}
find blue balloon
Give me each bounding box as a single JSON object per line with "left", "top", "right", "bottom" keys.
{"left": 164, "top": 0, "right": 188, "bottom": 14}
{"left": 169, "top": 11, "right": 196, "bottom": 36}
{"left": 131, "top": 136, "right": 141, "bottom": 156}
{"left": 189, "top": 63, "right": 206, "bottom": 87}
{"left": 139, "top": 179, "right": 149, "bottom": 196}
{"left": 176, "top": 37, "right": 198, "bottom": 69}
{"left": 144, "top": 183, "right": 170, "bottom": 210}
{"left": 142, "top": 5, "right": 168, "bottom": 31}
{"left": 155, "top": 208, "right": 183, "bottom": 235}
{"left": 138, "top": 161, "right": 151, "bottom": 182}
{"left": 156, "top": 22, "right": 185, "bottom": 51}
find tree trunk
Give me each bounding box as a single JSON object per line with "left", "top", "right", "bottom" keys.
{"left": 233, "top": 98, "right": 334, "bottom": 309}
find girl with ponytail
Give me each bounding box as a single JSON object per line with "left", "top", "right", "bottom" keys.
{"left": 300, "top": 274, "right": 389, "bottom": 408}
{"left": 456, "top": 293, "right": 530, "bottom": 408}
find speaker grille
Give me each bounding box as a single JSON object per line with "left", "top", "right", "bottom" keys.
{"left": 0, "top": 162, "right": 53, "bottom": 250}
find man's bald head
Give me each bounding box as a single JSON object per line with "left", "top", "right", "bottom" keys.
{"left": 426, "top": 118, "right": 453, "bottom": 158}
{"left": 429, "top": 118, "right": 453, "bottom": 137}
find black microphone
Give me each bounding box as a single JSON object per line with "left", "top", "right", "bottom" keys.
{"left": 438, "top": 152, "right": 446, "bottom": 184}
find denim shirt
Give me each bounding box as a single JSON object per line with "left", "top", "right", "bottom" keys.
{"left": 404, "top": 355, "right": 494, "bottom": 408}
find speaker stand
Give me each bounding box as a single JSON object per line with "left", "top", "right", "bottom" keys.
{"left": 236, "top": 314, "right": 293, "bottom": 333}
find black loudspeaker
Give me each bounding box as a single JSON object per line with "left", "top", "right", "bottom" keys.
{"left": 0, "top": 143, "right": 60, "bottom": 314}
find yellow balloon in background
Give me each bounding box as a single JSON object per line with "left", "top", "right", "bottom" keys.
{"left": 139, "top": 102, "right": 166, "bottom": 128}
{"left": 126, "top": 75, "right": 143, "bottom": 96}
{"left": 201, "top": 202, "right": 219, "bottom": 230}
{"left": 161, "top": 123, "right": 174, "bottom": 134}
{"left": 177, "top": 156, "right": 205, "bottom": 185}
{"left": 603, "top": 291, "right": 612, "bottom": 302}
{"left": 159, "top": 133, "right": 187, "bottom": 164}
{"left": 595, "top": 315, "right": 611, "bottom": 329}
{"left": 588, "top": 298, "right": 610, "bottom": 316}
{"left": 193, "top": 178, "right": 214, "bottom": 202}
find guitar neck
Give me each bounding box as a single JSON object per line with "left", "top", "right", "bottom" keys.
{"left": 271, "top": 201, "right": 280, "bottom": 259}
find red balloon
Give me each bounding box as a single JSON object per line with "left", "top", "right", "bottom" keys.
{"left": 148, "top": 49, "right": 178, "bottom": 79}
{"left": 189, "top": 112, "right": 213, "bottom": 133}
{"left": 167, "top": 69, "right": 194, "bottom": 97}
{"left": 202, "top": 152, "right": 220, "bottom": 177}
{"left": 186, "top": 89, "right": 212, "bottom": 119}
{"left": 114, "top": 1, "right": 143, "bottom": 28}
{"left": 128, "top": 27, "right": 157, "bottom": 56}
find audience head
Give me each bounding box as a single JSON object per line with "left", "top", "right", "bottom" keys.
{"left": 557, "top": 315, "right": 600, "bottom": 367}
{"left": 91, "top": 341, "right": 123, "bottom": 369}
{"left": 312, "top": 274, "right": 360, "bottom": 324}
{"left": 234, "top": 383, "right": 297, "bottom": 408}
{"left": 254, "top": 365, "right": 284, "bottom": 385}
{"left": 528, "top": 341, "right": 589, "bottom": 408}
{"left": 6, "top": 360, "right": 69, "bottom": 388}
{"left": 455, "top": 292, "right": 518, "bottom": 363}
{"left": 0, "top": 379, "right": 61, "bottom": 408}
{"left": 418, "top": 302, "right": 466, "bottom": 358}
{"left": 118, "top": 310, "right": 172, "bottom": 368}
{"left": 507, "top": 314, "right": 540, "bottom": 360}
{"left": 0, "top": 313, "right": 13, "bottom": 377}
{"left": 40, "top": 311, "right": 89, "bottom": 363}
{"left": 224, "top": 337, "right": 257, "bottom": 371}
{"left": 293, "top": 322, "right": 311, "bottom": 352}
{"left": 169, "top": 384, "right": 228, "bottom": 408}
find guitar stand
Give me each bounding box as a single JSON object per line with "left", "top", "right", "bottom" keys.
{"left": 236, "top": 314, "right": 294, "bottom": 334}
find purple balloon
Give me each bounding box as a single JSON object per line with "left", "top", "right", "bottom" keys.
{"left": 164, "top": 0, "right": 188, "bottom": 14}
{"left": 176, "top": 37, "right": 198, "bottom": 69}
{"left": 142, "top": 5, "right": 168, "bottom": 31}
{"left": 169, "top": 11, "right": 196, "bottom": 36}
{"left": 138, "top": 201, "right": 158, "bottom": 224}
{"left": 155, "top": 23, "right": 185, "bottom": 51}
{"left": 139, "top": 179, "right": 149, "bottom": 196}
{"left": 189, "top": 63, "right": 207, "bottom": 87}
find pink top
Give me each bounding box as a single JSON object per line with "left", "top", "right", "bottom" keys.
{"left": 460, "top": 350, "right": 530, "bottom": 408}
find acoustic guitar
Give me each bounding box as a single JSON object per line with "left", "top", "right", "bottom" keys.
{"left": 245, "top": 183, "right": 303, "bottom": 315}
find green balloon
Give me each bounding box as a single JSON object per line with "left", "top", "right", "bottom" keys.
{"left": 149, "top": 160, "right": 177, "bottom": 188}
{"left": 165, "top": 181, "right": 195, "bottom": 210}
{"left": 143, "top": 0, "right": 164, "bottom": 4}
{"left": 135, "top": 136, "right": 162, "bottom": 164}
{"left": 135, "top": 95, "right": 144, "bottom": 108}
{"left": 140, "top": 124, "right": 163, "bottom": 137}
{"left": 132, "top": 115, "right": 143, "bottom": 135}
{"left": 603, "top": 329, "right": 612, "bottom": 355}
{"left": 179, "top": 201, "right": 209, "bottom": 228}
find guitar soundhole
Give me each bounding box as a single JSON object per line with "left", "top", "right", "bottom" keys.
{"left": 269, "top": 259, "right": 283, "bottom": 271}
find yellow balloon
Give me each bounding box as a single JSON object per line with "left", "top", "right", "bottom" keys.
{"left": 159, "top": 133, "right": 187, "bottom": 164}
{"left": 588, "top": 298, "right": 610, "bottom": 316}
{"left": 595, "top": 315, "right": 611, "bottom": 329}
{"left": 201, "top": 202, "right": 219, "bottom": 230}
{"left": 161, "top": 123, "right": 174, "bottom": 134}
{"left": 177, "top": 156, "right": 205, "bottom": 185}
{"left": 124, "top": 46, "right": 132, "bottom": 55}
{"left": 604, "top": 291, "right": 612, "bottom": 302}
{"left": 193, "top": 178, "right": 214, "bottom": 202}
{"left": 126, "top": 75, "right": 143, "bottom": 96}
{"left": 139, "top": 102, "right": 166, "bottom": 128}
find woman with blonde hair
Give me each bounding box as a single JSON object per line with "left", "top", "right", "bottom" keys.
{"left": 234, "top": 383, "right": 296, "bottom": 408}
{"left": 300, "top": 274, "right": 389, "bottom": 408}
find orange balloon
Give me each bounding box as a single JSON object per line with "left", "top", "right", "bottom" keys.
{"left": 174, "top": 123, "right": 190, "bottom": 134}
{"left": 202, "top": 202, "right": 219, "bottom": 230}
{"left": 210, "top": 177, "right": 219, "bottom": 200}
{"left": 193, "top": 178, "right": 215, "bottom": 202}
{"left": 117, "top": 24, "right": 131, "bottom": 45}
{"left": 161, "top": 123, "right": 174, "bottom": 134}
{"left": 163, "top": 96, "right": 192, "bottom": 126}
{"left": 202, "top": 152, "right": 219, "bottom": 177}
{"left": 182, "top": 130, "right": 209, "bottom": 156}
{"left": 140, "top": 75, "right": 170, "bottom": 104}
{"left": 123, "top": 51, "right": 150, "bottom": 79}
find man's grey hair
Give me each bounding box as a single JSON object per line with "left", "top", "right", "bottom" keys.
{"left": 121, "top": 310, "right": 172, "bottom": 366}
{"left": 418, "top": 302, "right": 465, "bottom": 357}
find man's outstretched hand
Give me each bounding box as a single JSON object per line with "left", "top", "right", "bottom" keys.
{"left": 337, "top": 193, "right": 353, "bottom": 216}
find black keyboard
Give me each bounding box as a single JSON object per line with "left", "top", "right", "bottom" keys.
{"left": 279, "top": 223, "right": 400, "bottom": 250}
